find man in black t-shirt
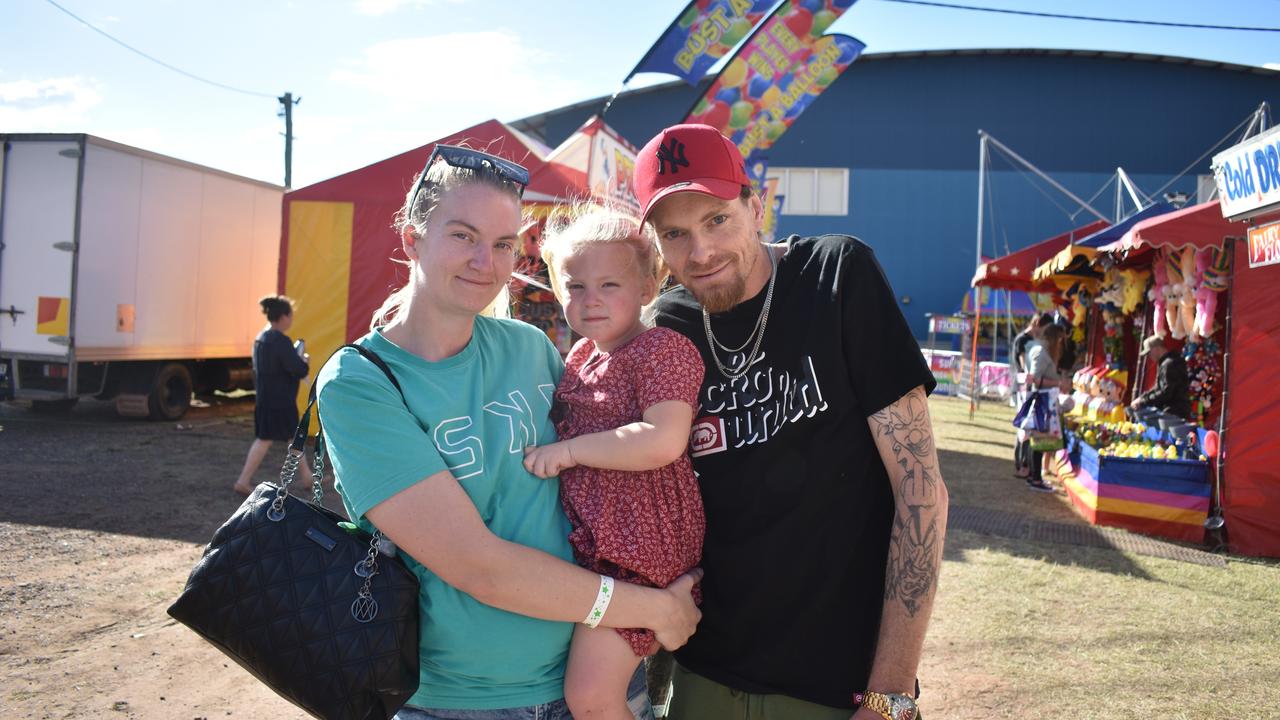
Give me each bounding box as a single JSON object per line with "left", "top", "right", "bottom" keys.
{"left": 634, "top": 124, "right": 946, "bottom": 720}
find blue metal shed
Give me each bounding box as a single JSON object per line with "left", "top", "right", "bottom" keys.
{"left": 513, "top": 49, "right": 1280, "bottom": 338}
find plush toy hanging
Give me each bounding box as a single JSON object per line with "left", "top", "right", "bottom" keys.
{"left": 1102, "top": 310, "right": 1125, "bottom": 365}
{"left": 1098, "top": 269, "right": 1125, "bottom": 312}
{"left": 1194, "top": 246, "right": 1232, "bottom": 338}
{"left": 1178, "top": 247, "right": 1200, "bottom": 342}
{"left": 1164, "top": 248, "right": 1187, "bottom": 340}
{"left": 1150, "top": 253, "right": 1169, "bottom": 338}
{"left": 1119, "top": 268, "right": 1150, "bottom": 316}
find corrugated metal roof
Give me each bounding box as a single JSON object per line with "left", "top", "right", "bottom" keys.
{"left": 512, "top": 48, "right": 1277, "bottom": 135}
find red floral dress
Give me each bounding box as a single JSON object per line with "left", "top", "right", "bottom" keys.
{"left": 553, "top": 327, "right": 706, "bottom": 656}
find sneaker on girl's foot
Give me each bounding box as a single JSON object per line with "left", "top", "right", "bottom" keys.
{"left": 1026, "top": 479, "right": 1055, "bottom": 493}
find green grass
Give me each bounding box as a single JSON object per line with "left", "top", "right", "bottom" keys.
{"left": 922, "top": 396, "right": 1280, "bottom": 719}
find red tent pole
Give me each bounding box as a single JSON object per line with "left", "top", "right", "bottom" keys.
{"left": 968, "top": 292, "right": 982, "bottom": 420}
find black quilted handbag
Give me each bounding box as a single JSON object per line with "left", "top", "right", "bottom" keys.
{"left": 169, "top": 345, "right": 421, "bottom": 720}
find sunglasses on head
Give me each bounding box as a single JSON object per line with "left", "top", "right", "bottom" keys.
{"left": 410, "top": 144, "right": 530, "bottom": 209}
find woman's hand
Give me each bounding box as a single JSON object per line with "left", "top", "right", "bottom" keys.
{"left": 652, "top": 568, "right": 704, "bottom": 651}
{"left": 522, "top": 441, "right": 577, "bottom": 478}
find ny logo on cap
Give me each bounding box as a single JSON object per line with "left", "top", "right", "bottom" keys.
{"left": 656, "top": 138, "right": 690, "bottom": 175}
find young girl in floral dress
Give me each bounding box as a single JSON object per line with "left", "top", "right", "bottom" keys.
{"left": 523, "top": 205, "right": 705, "bottom": 720}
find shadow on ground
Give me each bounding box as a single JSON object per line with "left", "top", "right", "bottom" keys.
{"left": 2, "top": 396, "right": 339, "bottom": 544}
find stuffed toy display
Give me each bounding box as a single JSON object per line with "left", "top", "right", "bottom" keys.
{"left": 1164, "top": 248, "right": 1188, "bottom": 340}
{"left": 1119, "top": 268, "right": 1150, "bottom": 316}
{"left": 1086, "top": 368, "right": 1108, "bottom": 421}
{"left": 1185, "top": 338, "right": 1223, "bottom": 425}
{"left": 1178, "top": 247, "right": 1200, "bottom": 342}
{"left": 1070, "top": 366, "right": 1101, "bottom": 416}
{"left": 1193, "top": 245, "right": 1231, "bottom": 339}
{"left": 1150, "top": 255, "right": 1169, "bottom": 338}
{"left": 1099, "top": 369, "right": 1129, "bottom": 424}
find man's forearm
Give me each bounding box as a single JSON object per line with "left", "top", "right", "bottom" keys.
{"left": 865, "top": 387, "right": 949, "bottom": 694}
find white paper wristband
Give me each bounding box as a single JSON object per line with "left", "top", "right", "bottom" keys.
{"left": 583, "top": 575, "right": 614, "bottom": 628}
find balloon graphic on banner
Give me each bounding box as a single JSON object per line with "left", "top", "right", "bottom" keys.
{"left": 683, "top": 0, "right": 866, "bottom": 190}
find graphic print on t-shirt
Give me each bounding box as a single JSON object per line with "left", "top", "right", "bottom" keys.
{"left": 691, "top": 350, "right": 828, "bottom": 456}
{"left": 425, "top": 386, "right": 557, "bottom": 481}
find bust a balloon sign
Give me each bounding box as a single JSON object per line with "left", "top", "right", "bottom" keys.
{"left": 627, "top": 0, "right": 779, "bottom": 86}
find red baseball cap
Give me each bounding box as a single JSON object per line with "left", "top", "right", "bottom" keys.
{"left": 634, "top": 124, "right": 751, "bottom": 226}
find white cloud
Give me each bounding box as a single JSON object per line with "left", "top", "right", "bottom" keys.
{"left": 0, "top": 76, "right": 103, "bottom": 129}
{"left": 353, "top": 0, "right": 466, "bottom": 16}
{"left": 1264, "top": 63, "right": 1280, "bottom": 72}
{"left": 331, "top": 31, "right": 588, "bottom": 117}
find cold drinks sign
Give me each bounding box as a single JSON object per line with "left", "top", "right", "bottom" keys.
{"left": 1212, "top": 124, "right": 1280, "bottom": 221}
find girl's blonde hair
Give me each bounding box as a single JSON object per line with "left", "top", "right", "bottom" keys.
{"left": 370, "top": 153, "right": 526, "bottom": 329}
{"left": 539, "top": 203, "right": 664, "bottom": 305}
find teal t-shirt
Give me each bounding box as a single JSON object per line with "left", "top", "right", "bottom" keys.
{"left": 315, "top": 316, "right": 574, "bottom": 710}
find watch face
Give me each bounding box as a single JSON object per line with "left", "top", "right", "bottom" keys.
{"left": 889, "top": 697, "right": 918, "bottom": 720}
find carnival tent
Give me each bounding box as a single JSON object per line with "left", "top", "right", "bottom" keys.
{"left": 970, "top": 219, "right": 1110, "bottom": 291}
{"left": 277, "top": 116, "right": 636, "bottom": 410}
{"left": 1033, "top": 203, "right": 1176, "bottom": 285}
{"left": 1098, "top": 200, "right": 1277, "bottom": 556}
{"left": 1102, "top": 200, "right": 1246, "bottom": 254}
{"left": 1220, "top": 208, "right": 1280, "bottom": 557}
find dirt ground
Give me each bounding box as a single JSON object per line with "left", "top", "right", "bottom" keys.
{"left": 0, "top": 395, "right": 985, "bottom": 720}
{"left": 0, "top": 396, "right": 346, "bottom": 720}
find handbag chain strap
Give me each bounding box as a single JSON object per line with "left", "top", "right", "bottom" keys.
{"left": 265, "top": 342, "right": 408, "bottom": 623}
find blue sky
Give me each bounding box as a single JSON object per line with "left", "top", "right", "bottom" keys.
{"left": 2, "top": 0, "right": 1277, "bottom": 188}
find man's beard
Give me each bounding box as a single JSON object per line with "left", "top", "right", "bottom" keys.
{"left": 684, "top": 256, "right": 749, "bottom": 314}
{"left": 690, "top": 275, "right": 747, "bottom": 314}
{"left": 684, "top": 246, "right": 766, "bottom": 314}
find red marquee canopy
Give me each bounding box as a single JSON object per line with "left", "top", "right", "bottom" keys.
{"left": 971, "top": 219, "right": 1110, "bottom": 291}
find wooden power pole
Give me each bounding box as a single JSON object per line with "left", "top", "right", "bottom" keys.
{"left": 278, "top": 92, "right": 300, "bottom": 188}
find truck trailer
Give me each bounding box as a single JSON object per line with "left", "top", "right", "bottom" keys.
{"left": 0, "top": 134, "right": 282, "bottom": 419}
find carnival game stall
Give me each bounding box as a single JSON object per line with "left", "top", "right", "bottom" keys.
{"left": 966, "top": 220, "right": 1109, "bottom": 406}
{"left": 957, "top": 289, "right": 1046, "bottom": 399}
{"left": 1047, "top": 201, "right": 1247, "bottom": 544}
{"left": 1204, "top": 123, "right": 1280, "bottom": 557}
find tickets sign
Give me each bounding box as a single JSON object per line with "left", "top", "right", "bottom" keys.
{"left": 1247, "top": 220, "right": 1280, "bottom": 269}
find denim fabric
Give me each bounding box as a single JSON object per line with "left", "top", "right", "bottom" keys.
{"left": 395, "top": 664, "right": 654, "bottom": 720}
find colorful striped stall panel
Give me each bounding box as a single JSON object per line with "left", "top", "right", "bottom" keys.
{"left": 1052, "top": 436, "right": 1209, "bottom": 544}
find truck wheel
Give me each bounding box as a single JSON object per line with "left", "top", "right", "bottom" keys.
{"left": 31, "top": 398, "right": 79, "bottom": 414}
{"left": 148, "top": 363, "right": 193, "bottom": 421}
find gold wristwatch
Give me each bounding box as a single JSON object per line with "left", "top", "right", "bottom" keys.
{"left": 855, "top": 690, "right": 918, "bottom": 720}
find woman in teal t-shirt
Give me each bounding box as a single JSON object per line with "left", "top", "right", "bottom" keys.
{"left": 315, "top": 146, "right": 702, "bottom": 720}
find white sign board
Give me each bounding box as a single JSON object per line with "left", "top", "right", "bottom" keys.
{"left": 1212, "top": 124, "right": 1280, "bottom": 220}
{"left": 588, "top": 130, "right": 639, "bottom": 212}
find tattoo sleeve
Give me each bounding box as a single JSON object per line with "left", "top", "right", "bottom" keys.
{"left": 868, "top": 386, "right": 944, "bottom": 617}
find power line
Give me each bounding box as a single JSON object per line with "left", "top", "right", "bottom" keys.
{"left": 42, "top": 0, "right": 276, "bottom": 99}
{"left": 877, "top": 0, "right": 1280, "bottom": 32}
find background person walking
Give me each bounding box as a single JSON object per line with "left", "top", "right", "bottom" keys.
{"left": 233, "top": 295, "right": 312, "bottom": 495}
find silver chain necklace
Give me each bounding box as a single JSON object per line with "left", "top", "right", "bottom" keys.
{"left": 702, "top": 246, "right": 776, "bottom": 381}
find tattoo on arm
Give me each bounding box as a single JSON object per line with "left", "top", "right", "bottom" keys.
{"left": 869, "top": 387, "right": 942, "bottom": 617}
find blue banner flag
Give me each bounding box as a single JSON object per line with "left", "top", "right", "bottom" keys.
{"left": 627, "top": 0, "right": 781, "bottom": 86}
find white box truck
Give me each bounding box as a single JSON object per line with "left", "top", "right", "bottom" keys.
{"left": 0, "top": 134, "right": 282, "bottom": 419}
